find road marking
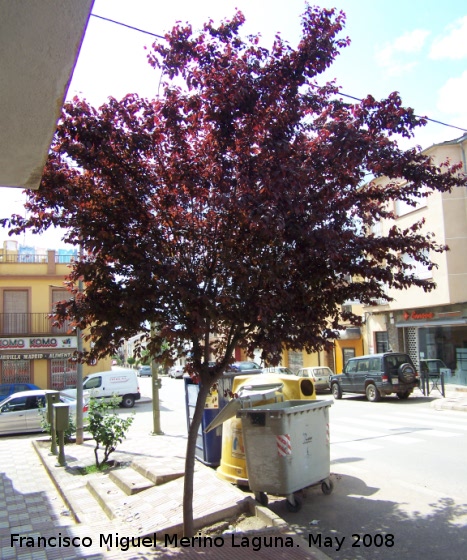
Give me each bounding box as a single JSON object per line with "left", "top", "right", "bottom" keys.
{"left": 333, "top": 441, "right": 382, "bottom": 451}
{"left": 364, "top": 413, "right": 467, "bottom": 433}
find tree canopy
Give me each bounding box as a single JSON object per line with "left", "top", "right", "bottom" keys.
{"left": 3, "top": 5, "right": 466, "bottom": 535}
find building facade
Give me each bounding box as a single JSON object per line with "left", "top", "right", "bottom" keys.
{"left": 365, "top": 133, "right": 467, "bottom": 385}
{"left": 0, "top": 240, "right": 110, "bottom": 389}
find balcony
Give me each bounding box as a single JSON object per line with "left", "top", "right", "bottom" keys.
{"left": 0, "top": 251, "right": 76, "bottom": 264}
{"left": 0, "top": 313, "right": 72, "bottom": 336}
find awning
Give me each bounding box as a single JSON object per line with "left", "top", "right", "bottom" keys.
{"left": 396, "top": 318, "right": 467, "bottom": 328}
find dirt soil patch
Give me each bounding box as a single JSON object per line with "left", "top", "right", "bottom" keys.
{"left": 199, "top": 512, "right": 269, "bottom": 536}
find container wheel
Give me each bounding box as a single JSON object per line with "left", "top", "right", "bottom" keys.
{"left": 321, "top": 479, "right": 334, "bottom": 495}
{"left": 255, "top": 492, "right": 268, "bottom": 506}
{"left": 285, "top": 494, "right": 302, "bottom": 512}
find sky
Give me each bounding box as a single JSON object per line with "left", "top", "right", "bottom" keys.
{"left": 2, "top": 0, "right": 467, "bottom": 248}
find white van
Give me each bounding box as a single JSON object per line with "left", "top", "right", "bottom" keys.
{"left": 83, "top": 370, "right": 140, "bottom": 408}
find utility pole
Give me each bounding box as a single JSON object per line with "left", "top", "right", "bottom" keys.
{"left": 75, "top": 243, "right": 84, "bottom": 445}
{"left": 151, "top": 323, "right": 163, "bottom": 435}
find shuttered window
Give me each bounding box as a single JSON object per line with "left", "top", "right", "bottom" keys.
{"left": 51, "top": 289, "right": 71, "bottom": 334}
{"left": 3, "top": 290, "right": 28, "bottom": 333}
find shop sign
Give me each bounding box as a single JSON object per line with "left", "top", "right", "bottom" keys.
{"left": 0, "top": 352, "right": 75, "bottom": 361}
{"left": 0, "top": 336, "right": 76, "bottom": 350}
{"left": 402, "top": 311, "right": 435, "bottom": 321}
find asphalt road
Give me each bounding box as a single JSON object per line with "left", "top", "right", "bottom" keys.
{"left": 125, "top": 376, "right": 467, "bottom": 559}
{"left": 268, "top": 392, "right": 467, "bottom": 560}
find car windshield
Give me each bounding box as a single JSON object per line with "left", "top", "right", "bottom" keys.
{"left": 314, "top": 368, "right": 331, "bottom": 376}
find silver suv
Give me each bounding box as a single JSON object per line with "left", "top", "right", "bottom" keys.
{"left": 330, "top": 352, "right": 419, "bottom": 402}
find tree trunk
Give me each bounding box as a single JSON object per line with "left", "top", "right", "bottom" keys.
{"left": 183, "top": 380, "right": 212, "bottom": 537}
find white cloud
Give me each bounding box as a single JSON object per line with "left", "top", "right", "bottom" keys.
{"left": 437, "top": 70, "right": 467, "bottom": 120}
{"left": 430, "top": 16, "right": 467, "bottom": 60}
{"left": 375, "top": 29, "right": 430, "bottom": 76}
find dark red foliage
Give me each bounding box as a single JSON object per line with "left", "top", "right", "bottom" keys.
{"left": 3, "top": 7, "right": 465, "bottom": 385}
{"left": 3, "top": 6, "right": 466, "bottom": 536}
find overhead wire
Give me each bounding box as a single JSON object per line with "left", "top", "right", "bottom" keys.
{"left": 90, "top": 13, "right": 467, "bottom": 135}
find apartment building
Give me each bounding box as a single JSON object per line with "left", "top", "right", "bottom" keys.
{"left": 0, "top": 240, "right": 110, "bottom": 390}
{"left": 364, "top": 133, "right": 467, "bottom": 386}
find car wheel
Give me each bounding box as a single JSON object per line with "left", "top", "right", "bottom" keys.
{"left": 398, "top": 363, "right": 416, "bottom": 383}
{"left": 365, "top": 383, "right": 381, "bottom": 402}
{"left": 397, "top": 391, "right": 411, "bottom": 400}
{"left": 121, "top": 394, "right": 135, "bottom": 408}
{"left": 331, "top": 383, "right": 342, "bottom": 399}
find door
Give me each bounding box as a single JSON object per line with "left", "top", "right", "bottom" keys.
{"left": 353, "top": 358, "right": 370, "bottom": 392}
{"left": 340, "top": 361, "right": 356, "bottom": 392}
{"left": 83, "top": 375, "right": 103, "bottom": 398}
{"left": 24, "top": 395, "right": 46, "bottom": 432}
{"left": 0, "top": 395, "right": 29, "bottom": 434}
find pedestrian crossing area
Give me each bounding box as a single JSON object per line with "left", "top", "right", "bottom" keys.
{"left": 329, "top": 407, "right": 467, "bottom": 454}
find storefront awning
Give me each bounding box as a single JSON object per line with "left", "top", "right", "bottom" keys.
{"left": 396, "top": 318, "right": 467, "bottom": 328}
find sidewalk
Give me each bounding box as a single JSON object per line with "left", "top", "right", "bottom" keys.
{"left": 428, "top": 384, "right": 467, "bottom": 412}
{"left": 2, "top": 394, "right": 330, "bottom": 560}
{"left": 2, "top": 384, "right": 466, "bottom": 559}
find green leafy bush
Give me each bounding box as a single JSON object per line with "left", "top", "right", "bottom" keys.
{"left": 87, "top": 397, "right": 134, "bottom": 468}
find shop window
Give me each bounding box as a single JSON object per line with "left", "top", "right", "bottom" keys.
{"left": 51, "top": 359, "right": 77, "bottom": 390}
{"left": 0, "top": 360, "right": 31, "bottom": 384}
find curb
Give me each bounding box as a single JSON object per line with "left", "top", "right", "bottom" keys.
{"left": 33, "top": 439, "right": 332, "bottom": 559}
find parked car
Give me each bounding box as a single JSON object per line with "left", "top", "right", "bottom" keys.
{"left": 227, "top": 361, "right": 263, "bottom": 374}
{"left": 0, "top": 389, "right": 88, "bottom": 436}
{"left": 168, "top": 365, "right": 185, "bottom": 379}
{"left": 296, "top": 366, "right": 333, "bottom": 392}
{"left": 419, "top": 359, "right": 450, "bottom": 378}
{"left": 138, "top": 365, "right": 152, "bottom": 377}
{"left": 81, "top": 370, "right": 140, "bottom": 408}
{"left": 330, "top": 352, "right": 419, "bottom": 402}
{"left": 262, "top": 366, "right": 294, "bottom": 375}
{"left": 0, "top": 382, "right": 41, "bottom": 404}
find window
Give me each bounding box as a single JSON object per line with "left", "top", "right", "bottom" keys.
{"left": 402, "top": 251, "right": 432, "bottom": 280}
{"left": 51, "top": 359, "right": 77, "bottom": 390}
{"left": 369, "top": 358, "right": 381, "bottom": 372}
{"left": 1, "top": 360, "right": 31, "bottom": 384}
{"left": 357, "top": 360, "right": 369, "bottom": 372}
{"left": 343, "top": 348, "right": 356, "bottom": 368}
{"left": 84, "top": 376, "right": 101, "bottom": 389}
{"left": 345, "top": 360, "right": 357, "bottom": 374}
{"left": 2, "top": 395, "right": 28, "bottom": 412}
{"left": 395, "top": 184, "right": 427, "bottom": 217}
{"left": 375, "top": 332, "right": 389, "bottom": 353}
{"left": 3, "top": 290, "right": 28, "bottom": 333}
{"left": 51, "top": 290, "right": 71, "bottom": 334}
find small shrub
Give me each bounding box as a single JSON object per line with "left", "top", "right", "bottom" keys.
{"left": 88, "top": 397, "right": 134, "bottom": 468}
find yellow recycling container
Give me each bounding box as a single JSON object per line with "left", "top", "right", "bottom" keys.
{"left": 214, "top": 373, "right": 316, "bottom": 486}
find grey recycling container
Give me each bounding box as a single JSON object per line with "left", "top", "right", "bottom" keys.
{"left": 237, "top": 399, "right": 333, "bottom": 511}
